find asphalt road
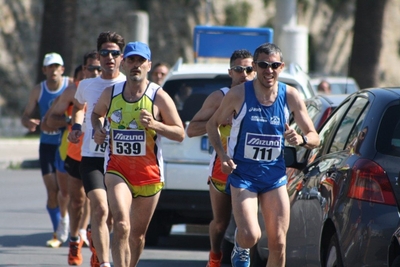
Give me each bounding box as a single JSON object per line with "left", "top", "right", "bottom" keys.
{"left": 0, "top": 169, "right": 228, "bottom": 267}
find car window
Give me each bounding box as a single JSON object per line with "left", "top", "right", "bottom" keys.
{"left": 288, "top": 102, "right": 321, "bottom": 162}
{"left": 309, "top": 99, "right": 351, "bottom": 160}
{"left": 377, "top": 104, "right": 400, "bottom": 157}
{"left": 329, "top": 97, "right": 368, "bottom": 153}
{"left": 163, "top": 76, "right": 231, "bottom": 122}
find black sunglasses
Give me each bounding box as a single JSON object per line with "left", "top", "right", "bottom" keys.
{"left": 255, "top": 61, "right": 282, "bottom": 70}
{"left": 98, "top": 49, "right": 121, "bottom": 58}
{"left": 87, "top": 65, "right": 102, "bottom": 72}
{"left": 231, "top": 66, "right": 253, "bottom": 74}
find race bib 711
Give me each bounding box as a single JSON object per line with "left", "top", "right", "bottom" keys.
{"left": 244, "top": 133, "right": 281, "bottom": 162}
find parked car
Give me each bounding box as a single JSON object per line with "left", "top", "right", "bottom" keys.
{"left": 303, "top": 93, "right": 348, "bottom": 130}
{"left": 145, "top": 57, "right": 316, "bottom": 246}
{"left": 311, "top": 76, "right": 360, "bottom": 94}
{"left": 251, "top": 87, "right": 400, "bottom": 266}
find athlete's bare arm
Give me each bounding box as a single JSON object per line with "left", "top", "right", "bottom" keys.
{"left": 186, "top": 90, "right": 225, "bottom": 137}
{"left": 67, "top": 98, "right": 86, "bottom": 144}
{"left": 47, "top": 84, "right": 76, "bottom": 129}
{"left": 148, "top": 88, "right": 185, "bottom": 142}
{"left": 285, "top": 85, "right": 320, "bottom": 148}
{"left": 21, "top": 84, "right": 41, "bottom": 132}
{"left": 40, "top": 97, "right": 61, "bottom": 133}
{"left": 206, "top": 84, "right": 244, "bottom": 174}
{"left": 91, "top": 86, "right": 112, "bottom": 145}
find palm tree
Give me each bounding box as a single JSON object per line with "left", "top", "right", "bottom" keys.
{"left": 36, "top": 0, "right": 77, "bottom": 83}
{"left": 349, "top": 0, "right": 388, "bottom": 89}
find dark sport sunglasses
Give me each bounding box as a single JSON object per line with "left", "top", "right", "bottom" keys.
{"left": 255, "top": 61, "right": 282, "bottom": 70}
{"left": 98, "top": 49, "right": 121, "bottom": 58}
{"left": 231, "top": 66, "right": 253, "bottom": 74}
{"left": 87, "top": 65, "right": 102, "bottom": 72}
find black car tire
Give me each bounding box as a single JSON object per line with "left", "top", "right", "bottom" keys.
{"left": 250, "top": 245, "right": 267, "bottom": 267}
{"left": 145, "top": 214, "right": 172, "bottom": 246}
{"left": 221, "top": 238, "right": 233, "bottom": 264}
{"left": 325, "top": 234, "right": 343, "bottom": 267}
{"left": 392, "top": 255, "right": 400, "bottom": 267}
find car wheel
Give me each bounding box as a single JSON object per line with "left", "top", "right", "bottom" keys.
{"left": 221, "top": 238, "right": 233, "bottom": 264}
{"left": 325, "top": 234, "right": 343, "bottom": 267}
{"left": 145, "top": 214, "right": 172, "bottom": 246}
{"left": 392, "top": 255, "right": 400, "bottom": 267}
{"left": 250, "top": 245, "right": 266, "bottom": 267}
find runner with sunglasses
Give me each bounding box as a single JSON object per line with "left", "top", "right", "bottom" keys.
{"left": 68, "top": 31, "right": 126, "bottom": 267}
{"left": 187, "top": 49, "right": 255, "bottom": 267}
{"left": 206, "top": 43, "right": 320, "bottom": 267}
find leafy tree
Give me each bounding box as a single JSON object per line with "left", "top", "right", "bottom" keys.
{"left": 224, "top": 1, "right": 252, "bottom": 26}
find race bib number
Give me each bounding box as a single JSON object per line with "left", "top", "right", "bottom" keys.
{"left": 112, "top": 129, "right": 146, "bottom": 156}
{"left": 244, "top": 133, "right": 281, "bottom": 162}
{"left": 89, "top": 129, "right": 109, "bottom": 154}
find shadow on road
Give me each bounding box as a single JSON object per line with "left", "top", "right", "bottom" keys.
{"left": 0, "top": 232, "right": 50, "bottom": 247}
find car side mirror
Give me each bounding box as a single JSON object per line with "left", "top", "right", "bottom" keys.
{"left": 284, "top": 146, "right": 303, "bottom": 169}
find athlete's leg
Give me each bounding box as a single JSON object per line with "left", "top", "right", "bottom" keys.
{"left": 230, "top": 186, "right": 260, "bottom": 249}
{"left": 129, "top": 190, "right": 160, "bottom": 266}
{"left": 209, "top": 181, "right": 231, "bottom": 255}
{"left": 259, "top": 185, "right": 290, "bottom": 267}
{"left": 105, "top": 173, "right": 132, "bottom": 267}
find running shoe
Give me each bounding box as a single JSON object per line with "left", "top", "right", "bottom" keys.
{"left": 68, "top": 237, "right": 84, "bottom": 265}
{"left": 87, "top": 225, "right": 100, "bottom": 267}
{"left": 231, "top": 229, "right": 250, "bottom": 267}
{"left": 79, "top": 228, "right": 89, "bottom": 247}
{"left": 57, "top": 214, "right": 70, "bottom": 243}
{"left": 206, "top": 252, "right": 222, "bottom": 267}
{"left": 46, "top": 233, "right": 62, "bottom": 248}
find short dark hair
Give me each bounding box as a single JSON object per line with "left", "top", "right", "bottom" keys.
{"left": 230, "top": 49, "right": 253, "bottom": 67}
{"left": 96, "top": 31, "right": 125, "bottom": 52}
{"left": 253, "top": 43, "right": 283, "bottom": 62}
{"left": 83, "top": 50, "right": 97, "bottom": 65}
{"left": 73, "top": 64, "right": 83, "bottom": 80}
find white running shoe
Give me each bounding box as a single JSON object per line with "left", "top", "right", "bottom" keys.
{"left": 56, "top": 214, "right": 69, "bottom": 243}
{"left": 46, "top": 233, "right": 62, "bottom": 248}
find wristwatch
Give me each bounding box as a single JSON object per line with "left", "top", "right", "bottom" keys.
{"left": 299, "top": 134, "right": 308, "bottom": 146}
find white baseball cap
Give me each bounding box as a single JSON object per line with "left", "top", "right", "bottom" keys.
{"left": 43, "top": 53, "right": 64, "bottom": 66}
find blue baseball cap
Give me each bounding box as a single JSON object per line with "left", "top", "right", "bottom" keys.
{"left": 123, "top": 42, "right": 151, "bottom": 60}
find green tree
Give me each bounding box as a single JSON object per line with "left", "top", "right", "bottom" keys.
{"left": 224, "top": 1, "right": 252, "bottom": 26}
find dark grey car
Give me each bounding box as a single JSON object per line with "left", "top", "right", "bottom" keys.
{"left": 251, "top": 88, "right": 400, "bottom": 266}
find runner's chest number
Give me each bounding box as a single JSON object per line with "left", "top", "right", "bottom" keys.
{"left": 112, "top": 129, "right": 146, "bottom": 156}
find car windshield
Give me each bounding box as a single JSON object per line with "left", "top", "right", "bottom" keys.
{"left": 330, "top": 83, "right": 358, "bottom": 94}
{"left": 163, "top": 76, "right": 231, "bottom": 122}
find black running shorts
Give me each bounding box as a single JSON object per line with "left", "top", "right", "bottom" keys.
{"left": 80, "top": 156, "right": 105, "bottom": 194}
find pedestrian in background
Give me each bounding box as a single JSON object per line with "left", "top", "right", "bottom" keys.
{"left": 317, "top": 80, "right": 331, "bottom": 94}
{"left": 150, "top": 61, "right": 170, "bottom": 85}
